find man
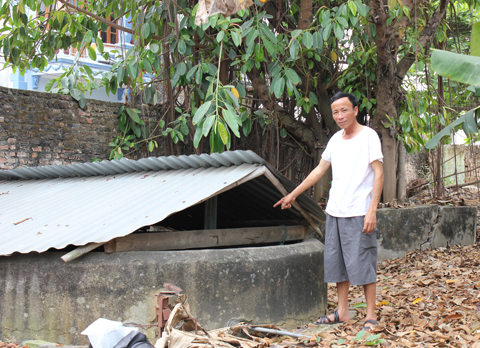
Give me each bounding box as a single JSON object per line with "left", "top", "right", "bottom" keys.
{"left": 274, "top": 92, "right": 384, "bottom": 331}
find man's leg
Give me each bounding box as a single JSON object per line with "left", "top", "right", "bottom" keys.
{"left": 319, "top": 214, "right": 351, "bottom": 323}
{"left": 336, "top": 280, "right": 351, "bottom": 321}
{"left": 363, "top": 282, "right": 377, "bottom": 328}
{"left": 319, "top": 280, "right": 351, "bottom": 323}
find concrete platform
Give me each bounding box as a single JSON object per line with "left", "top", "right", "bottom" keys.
{"left": 0, "top": 238, "right": 327, "bottom": 345}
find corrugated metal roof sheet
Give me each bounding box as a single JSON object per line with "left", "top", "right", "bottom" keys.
{"left": 0, "top": 151, "right": 265, "bottom": 180}
{"left": 0, "top": 151, "right": 324, "bottom": 256}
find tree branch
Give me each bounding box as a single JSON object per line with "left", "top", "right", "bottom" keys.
{"left": 246, "top": 67, "right": 316, "bottom": 151}
{"left": 396, "top": 0, "right": 448, "bottom": 80}
{"left": 57, "top": 0, "right": 162, "bottom": 41}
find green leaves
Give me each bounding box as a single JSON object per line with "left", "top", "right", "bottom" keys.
{"left": 431, "top": 49, "right": 480, "bottom": 85}
{"left": 289, "top": 39, "right": 299, "bottom": 59}
{"left": 3, "top": 39, "right": 10, "bottom": 59}
{"left": 143, "top": 58, "right": 152, "bottom": 74}
{"left": 218, "top": 122, "right": 228, "bottom": 144}
{"left": 270, "top": 67, "right": 301, "bottom": 100}
{"left": 150, "top": 43, "right": 159, "bottom": 53}
{"left": 45, "top": 78, "right": 56, "bottom": 92}
{"left": 178, "top": 40, "right": 187, "bottom": 55}
{"left": 353, "top": 330, "right": 385, "bottom": 346}
{"left": 334, "top": 22, "right": 344, "bottom": 40}
{"left": 223, "top": 108, "right": 240, "bottom": 137}
{"left": 425, "top": 108, "right": 480, "bottom": 149}
{"left": 127, "top": 62, "right": 139, "bottom": 80}
{"left": 348, "top": 0, "right": 357, "bottom": 15}
{"left": 141, "top": 23, "right": 150, "bottom": 39}
{"left": 254, "top": 43, "right": 264, "bottom": 62}
{"left": 126, "top": 108, "right": 144, "bottom": 125}
{"left": 95, "top": 37, "right": 104, "bottom": 53}
{"left": 84, "top": 30, "right": 93, "bottom": 44}
{"left": 302, "top": 32, "right": 313, "bottom": 49}
{"left": 87, "top": 46, "right": 97, "bottom": 60}
{"left": 193, "top": 100, "right": 213, "bottom": 125}
{"left": 231, "top": 29, "right": 242, "bottom": 47}
{"left": 354, "top": 0, "right": 367, "bottom": 17}
{"left": 273, "top": 76, "right": 285, "bottom": 98}
{"left": 471, "top": 22, "right": 480, "bottom": 57}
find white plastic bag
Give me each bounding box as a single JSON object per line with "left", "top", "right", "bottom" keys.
{"left": 81, "top": 318, "right": 139, "bottom": 348}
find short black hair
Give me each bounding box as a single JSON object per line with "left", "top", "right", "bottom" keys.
{"left": 330, "top": 92, "right": 358, "bottom": 108}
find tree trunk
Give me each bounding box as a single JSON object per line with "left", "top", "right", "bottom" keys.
{"left": 371, "top": 0, "right": 448, "bottom": 202}
{"left": 380, "top": 127, "right": 398, "bottom": 202}
{"left": 397, "top": 143, "right": 407, "bottom": 202}
{"left": 313, "top": 146, "right": 332, "bottom": 201}
{"left": 372, "top": 41, "right": 400, "bottom": 202}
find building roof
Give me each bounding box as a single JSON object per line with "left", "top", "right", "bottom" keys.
{"left": 0, "top": 150, "right": 325, "bottom": 256}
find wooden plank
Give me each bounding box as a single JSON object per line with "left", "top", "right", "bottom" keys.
{"left": 107, "top": 225, "right": 308, "bottom": 253}
{"left": 204, "top": 196, "right": 217, "bottom": 229}
{"left": 104, "top": 240, "right": 116, "bottom": 253}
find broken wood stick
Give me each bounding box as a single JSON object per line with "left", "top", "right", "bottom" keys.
{"left": 61, "top": 242, "right": 106, "bottom": 262}
{"left": 263, "top": 168, "right": 324, "bottom": 238}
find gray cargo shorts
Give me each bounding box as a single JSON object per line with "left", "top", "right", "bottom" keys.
{"left": 324, "top": 213, "right": 377, "bottom": 286}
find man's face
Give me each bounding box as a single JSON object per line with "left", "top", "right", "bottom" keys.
{"left": 331, "top": 97, "right": 358, "bottom": 130}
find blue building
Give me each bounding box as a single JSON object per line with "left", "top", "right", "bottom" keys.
{"left": 1, "top": 16, "right": 136, "bottom": 103}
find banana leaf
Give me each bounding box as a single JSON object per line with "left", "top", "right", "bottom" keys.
{"left": 424, "top": 107, "right": 480, "bottom": 149}
{"left": 430, "top": 50, "right": 480, "bottom": 86}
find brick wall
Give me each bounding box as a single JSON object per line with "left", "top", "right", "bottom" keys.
{"left": 0, "top": 86, "right": 165, "bottom": 170}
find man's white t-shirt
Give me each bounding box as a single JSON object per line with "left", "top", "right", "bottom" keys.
{"left": 321, "top": 126, "right": 383, "bottom": 218}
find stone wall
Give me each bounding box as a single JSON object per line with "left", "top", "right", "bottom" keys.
{"left": 0, "top": 87, "right": 118, "bottom": 169}
{"left": 0, "top": 87, "right": 170, "bottom": 170}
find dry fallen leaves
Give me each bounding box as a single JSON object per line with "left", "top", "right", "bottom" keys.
{"left": 288, "top": 243, "right": 480, "bottom": 347}
{"left": 0, "top": 342, "right": 28, "bottom": 348}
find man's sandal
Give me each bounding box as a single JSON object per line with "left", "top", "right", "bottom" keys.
{"left": 313, "top": 310, "right": 343, "bottom": 325}
{"left": 362, "top": 319, "right": 379, "bottom": 331}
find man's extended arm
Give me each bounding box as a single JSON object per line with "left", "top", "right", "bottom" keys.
{"left": 273, "top": 158, "right": 331, "bottom": 210}
{"left": 363, "top": 160, "right": 384, "bottom": 234}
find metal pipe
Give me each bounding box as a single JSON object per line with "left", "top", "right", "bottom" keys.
{"left": 248, "top": 326, "right": 311, "bottom": 339}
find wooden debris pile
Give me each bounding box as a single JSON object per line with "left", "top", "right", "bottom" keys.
{"left": 154, "top": 295, "right": 273, "bottom": 348}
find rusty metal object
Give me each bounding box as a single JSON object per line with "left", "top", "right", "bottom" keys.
{"left": 155, "top": 283, "right": 183, "bottom": 337}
